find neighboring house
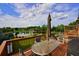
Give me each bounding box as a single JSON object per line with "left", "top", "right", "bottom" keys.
{"left": 16, "top": 32, "right": 31, "bottom": 38}
{"left": 64, "top": 24, "right": 79, "bottom": 43}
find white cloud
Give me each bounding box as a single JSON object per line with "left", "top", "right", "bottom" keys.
{"left": 51, "top": 8, "right": 78, "bottom": 26}
{"left": 0, "top": 13, "right": 48, "bottom": 28}
{"left": 0, "top": 3, "right": 78, "bottom": 28}
{"left": 54, "top": 4, "right": 71, "bottom": 12}
{"left": 14, "top": 3, "right": 55, "bottom": 19}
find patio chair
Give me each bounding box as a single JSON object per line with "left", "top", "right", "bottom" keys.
{"left": 51, "top": 34, "right": 58, "bottom": 40}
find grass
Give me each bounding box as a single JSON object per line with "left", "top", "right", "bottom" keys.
{"left": 12, "top": 38, "right": 35, "bottom": 52}
{"left": 12, "top": 35, "right": 45, "bottom": 53}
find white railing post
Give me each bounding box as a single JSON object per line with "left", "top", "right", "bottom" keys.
{"left": 7, "top": 42, "right": 13, "bottom": 54}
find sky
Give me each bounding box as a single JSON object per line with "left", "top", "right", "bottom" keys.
{"left": 0, "top": 3, "right": 79, "bottom": 28}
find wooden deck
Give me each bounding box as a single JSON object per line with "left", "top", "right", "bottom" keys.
{"left": 50, "top": 43, "right": 67, "bottom": 56}
{"left": 12, "top": 43, "right": 67, "bottom": 56}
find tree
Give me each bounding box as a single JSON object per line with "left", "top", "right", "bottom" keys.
{"left": 51, "top": 24, "right": 64, "bottom": 32}
{"left": 0, "top": 32, "right": 14, "bottom": 44}
{"left": 69, "top": 19, "right": 79, "bottom": 26}
{"left": 0, "top": 32, "right": 4, "bottom": 44}
{"left": 41, "top": 25, "right": 47, "bottom": 33}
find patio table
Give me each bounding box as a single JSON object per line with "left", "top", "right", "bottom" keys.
{"left": 32, "top": 39, "right": 60, "bottom": 56}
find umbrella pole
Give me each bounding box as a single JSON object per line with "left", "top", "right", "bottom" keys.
{"left": 47, "top": 13, "right": 51, "bottom": 41}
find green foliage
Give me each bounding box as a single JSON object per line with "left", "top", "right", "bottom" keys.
{"left": 22, "top": 25, "right": 47, "bottom": 34}
{"left": 69, "top": 21, "right": 76, "bottom": 26}
{"left": 51, "top": 24, "right": 64, "bottom": 32}
{"left": 69, "top": 19, "right": 79, "bottom": 26}
{"left": 0, "top": 32, "right": 14, "bottom": 44}
{"left": 40, "top": 25, "right": 47, "bottom": 33}
{"left": 2, "top": 27, "right": 13, "bottom": 33}
{"left": 0, "top": 25, "right": 47, "bottom": 34}
{"left": 0, "top": 32, "right": 4, "bottom": 44}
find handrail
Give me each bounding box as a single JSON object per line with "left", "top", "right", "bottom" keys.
{"left": 0, "top": 34, "right": 46, "bottom": 56}
{"left": 0, "top": 41, "right": 7, "bottom": 56}
{"left": 7, "top": 34, "right": 45, "bottom": 42}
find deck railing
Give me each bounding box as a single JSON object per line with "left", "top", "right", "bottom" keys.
{"left": 0, "top": 34, "right": 46, "bottom": 56}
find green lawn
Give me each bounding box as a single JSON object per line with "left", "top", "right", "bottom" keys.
{"left": 12, "top": 35, "right": 45, "bottom": 53}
